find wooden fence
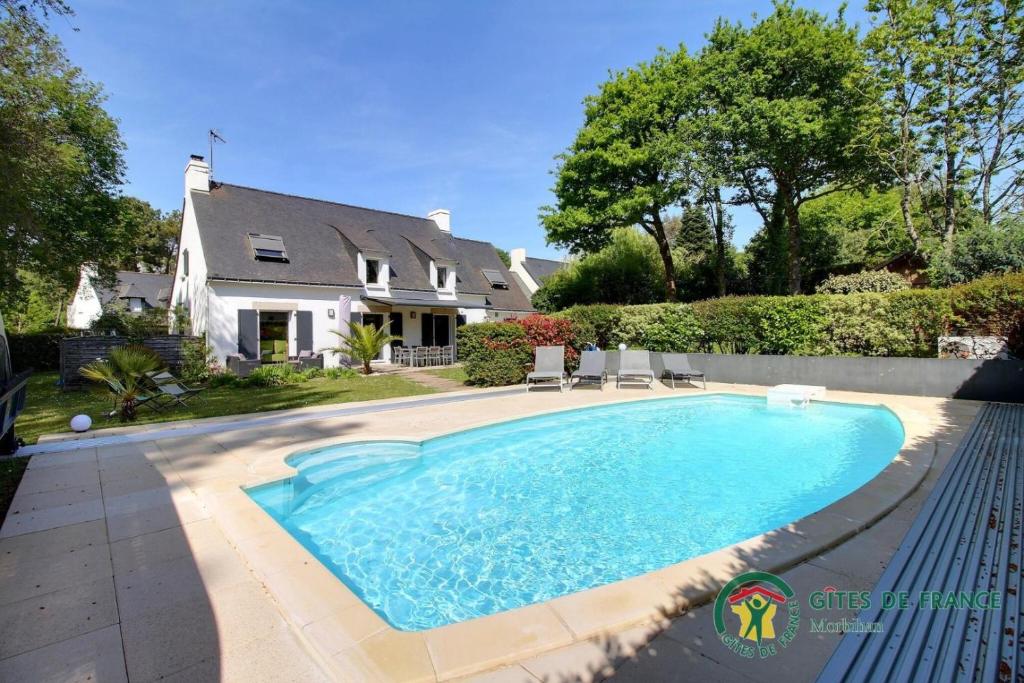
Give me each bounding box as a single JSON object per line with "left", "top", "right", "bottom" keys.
{"left": 60, "top": 335, "right": 200, "bottom": 388}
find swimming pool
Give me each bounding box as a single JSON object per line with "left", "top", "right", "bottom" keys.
{"left": 247, "top": 394, "right": 904, "bottom": 631}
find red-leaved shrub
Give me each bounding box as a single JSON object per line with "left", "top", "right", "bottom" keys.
{"left": 514, "top": 314, "right": 581, "bottom": 369}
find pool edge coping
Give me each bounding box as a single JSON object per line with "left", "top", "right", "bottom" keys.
{"left": 203, "top": 387, "right": 964, "bottom": 682}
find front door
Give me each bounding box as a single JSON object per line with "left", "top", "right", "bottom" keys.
{"left": 433, "top": 314, "right": 450, "bottom": 347}
{"left": 362, "top": 313, "right": 385, "bottom": 360}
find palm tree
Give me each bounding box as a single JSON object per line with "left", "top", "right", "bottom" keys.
{"left": 80, "top": 345, "right": 164, "bottom": 422}
{"left": 325, "top": 322, "right": 401, "bottom": 375}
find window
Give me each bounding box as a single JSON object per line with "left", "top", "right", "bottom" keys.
{"left": 182, "top": 249, "right": 189, "bottom": 276}
{"left": 481, "top": 268, "right": 508, "bottom": 289}
{"left": 366, "top": 258, "right": 381, "bottom": 284}
{"left": 248, "top": 234, "right": 289, "bottom": 262}
{"left": 436, "top": 266, "right": 448, "bottom": 289}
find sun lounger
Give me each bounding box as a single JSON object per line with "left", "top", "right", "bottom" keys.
{"left": 146, "top": 371, "right": 205, "bottom": 409}
{"left": 661, "top": 353, "right": 707, "bottom": 389}
{"left": 571, "top": 350, "right": 607, "bottom": 390}
{"left": 616, "top": 350, "right": 655, "bottom": 389}
{"left": 526, "top": 345, "right": 567, "bottom": 392}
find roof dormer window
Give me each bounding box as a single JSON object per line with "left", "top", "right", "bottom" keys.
{"left": 436, "top": 266, "right": 448, "bottom": 289}
{"left": 248, "top": 233, "right": 288, "bottom": 262}
{"left": 366, "top": 258, "right": 381, "bottom": 285}
{"left": 481, "top": 268, "right": 509, "bottom": 289}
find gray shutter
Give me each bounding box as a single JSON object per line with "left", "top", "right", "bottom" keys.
{"left": 349, "top": 311, "right": 362, "bottom": 327}
{"left": 237, "top": 310, "right": 259, "bottom": 359}
{"left": 296, "top": 311, "right": 313, "bottom": 353}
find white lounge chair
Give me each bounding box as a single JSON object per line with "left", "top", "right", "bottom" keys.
{"left": 526, "top": 345, "right": 567, "bottom": 392}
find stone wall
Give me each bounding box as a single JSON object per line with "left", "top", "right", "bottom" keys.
{"left": 938, "top": 336, "right": 1012, "bottom": 360}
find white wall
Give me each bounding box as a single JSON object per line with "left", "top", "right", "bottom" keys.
{"left": 207, "top": 282, "right": 364, "bottom": 368}
{"left": 67, "top": 266, "right": 103, "bottom": 329}
{"left": 170, "top": 161, "right": 211, "bottom": 336}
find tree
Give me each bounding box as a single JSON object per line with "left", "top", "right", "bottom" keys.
{"left": 532, "top": 228, "right": 666, "bottom": 311}
{"left": 0, "top": 2, "right": 125, "bottom": 309}
{"left": 862, "top": 0, "right": 932, "bottom": 251}
{"left": 112, "top": 197, "right": 181, "bottom": 273}
{"left": 968, "top": 0, "right": 1023, "bottom": 226}
{"left": 701, "top": 2, "right": 877, "bottom": 293}
{"left": 541, "top": 50, "right": 694, "bottom": 301}
{"left": 325, "top": 322, "right": 401, "bottom": 375}
{"left": 864, "top": 0, "right": 1023, "bottom": 257}
{"left": 494, "top": 248, "right": 511, "bottom": 268}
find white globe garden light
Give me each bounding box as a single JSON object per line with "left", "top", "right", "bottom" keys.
{"left": 618, "top": 343, "right": 627, "bottom": 351}
{"left": 70, "top": 414, "right": 92, "bottom": 433}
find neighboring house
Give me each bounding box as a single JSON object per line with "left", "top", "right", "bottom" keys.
{"left": 67, "top": 268, "right": 172, "bottom": 329}
{"left": 508, "top": 248, "right": 565, "bottom": 297}
{"left": 878, "top": 251, "right": 930, "bottom": 288}
{"left": 170, "top": 155, "right": 534, "bottom": 367}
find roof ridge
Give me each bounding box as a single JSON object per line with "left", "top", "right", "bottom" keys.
{"left": 452, "top": 236, "right": 498, "bottom": 246}
{"left": 212, "top": 182, "right": 439, "bottom": 224}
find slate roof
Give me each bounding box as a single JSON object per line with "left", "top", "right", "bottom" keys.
{"left": 523, "top": 256, "right": 564, "bottom": 285}
{"left": 190, "top": 183, "right": 534, "bottom": 311}
{"left": 452, "top": 238, "right": 535, "bottom": 312}
{"left": 97, "top": 272, "right": 172, "bottom": 309}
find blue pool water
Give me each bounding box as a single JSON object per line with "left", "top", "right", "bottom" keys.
{"left": 247, "top": 394, "right": 904, "bottom": 631}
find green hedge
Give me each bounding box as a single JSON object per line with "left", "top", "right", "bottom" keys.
{"left": 7, "top": 332, "right": 64, "bottom": 371}
{"left": 457, "top": 322, "right": 534, "bottom": 386}
{"left": 552, "top": 272, "right": 1024, "bottom": 358}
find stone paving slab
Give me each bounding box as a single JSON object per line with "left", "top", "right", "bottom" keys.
{"left": 0, "top": 382, "right": 980, "bottom": 682}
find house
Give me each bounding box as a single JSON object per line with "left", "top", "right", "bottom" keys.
{"left": 170, "top": 155, "right": 534, "bottom": 367}
{"left": 508, "top": 248, "right": 565, "bottom": 296}
{"left": 878, "top": 251, "right": 930, "bottom": 288}
{"left": 67, "top": 268, "right": 173, "bottom": 329}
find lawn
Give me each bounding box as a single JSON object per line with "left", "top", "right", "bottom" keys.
{"left": 16, "top": 371, "right": 437, "bottom": 445}
{"left": 424, "top": 366, "right": 469, "bottom": 384}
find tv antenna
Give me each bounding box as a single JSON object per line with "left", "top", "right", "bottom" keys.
{"left": 208, "top": 129, "right": 226, "bottom": 176}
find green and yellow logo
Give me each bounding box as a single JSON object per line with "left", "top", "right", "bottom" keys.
{"left": 714, "top": 571, "right": 800, "bottom": 659}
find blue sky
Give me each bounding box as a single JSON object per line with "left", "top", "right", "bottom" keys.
{"left": 54, "top": 0, "right": 865, "bottom": 258}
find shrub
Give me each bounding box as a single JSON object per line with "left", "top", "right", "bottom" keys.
{"left": 242, "top": 363, "right": 302, "bottom": 387}
{"left": 555, "top": 304, "right": 621, "bottom": 349}
{"left": 819, "top": 294, "right": 913, "bottom": 357}
{"left": 323, "top": 366, "right": 359, "bottom": 380}
{"left": 90, "top": 306, "right": 169, "bottom": 338}
{"left": 692, "top": 297, "right": 762, "bottom": 353}
{"left": 457, "top": 322, "right": 532, "bottom": 386}
{"left": 180, "top": 338, "right": 220, "bottom": 384}
{"left": 753, "top": 296, "right": 827, "bottom": 355}
{"left": 300, "top": 367, "right": 324, "bottom": 380}
{"left": 610, "top": 304, "right": 703, "bottom": 352}
{"left": 522, "top": 271, "right": 1024, "bottom": 359}
{"left": 948, "top": 272, "right": 1024, "bottom": 336}
{"left": 816, "top": 271, "right": 910, "bottom": 294}
{"left": 884, "top": 289, "right": 952, "bottom": 357}
{"left": 515, "top": 314, "right": 581, "bottom": 369}
{"left": 208, "top": 372, "right": 241, "bottom": 388}
{"left": 7, "top": 332, "right": 63, "bottom": 371}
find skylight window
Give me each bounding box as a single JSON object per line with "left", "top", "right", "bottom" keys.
{"left": 248, "top": 233, "right": 289, "bottom": 262}
{"left": 481, "top": 268, "right": 508, "bottom": 289}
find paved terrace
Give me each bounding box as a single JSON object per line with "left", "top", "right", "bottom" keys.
{"left": 0, "top": 383, "right": 981, "bottom": 682}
